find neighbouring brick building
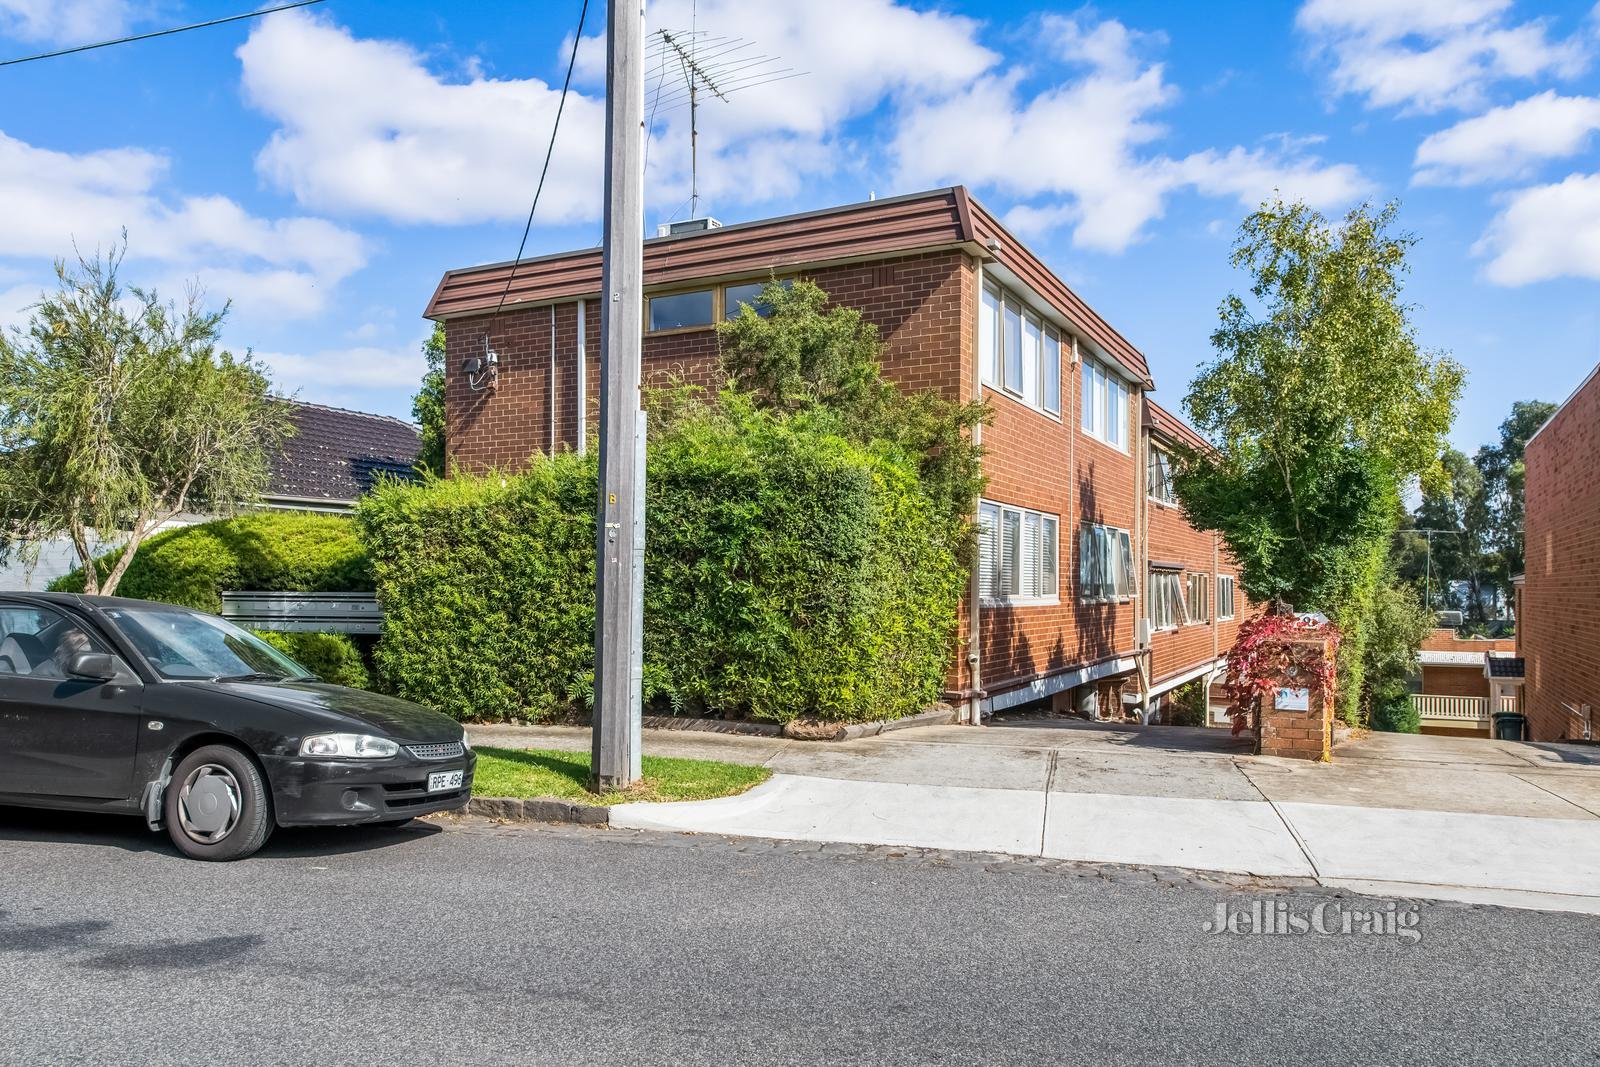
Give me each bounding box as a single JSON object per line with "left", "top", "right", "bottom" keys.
{"left": 424, "top": 187, "right": 1252, "bottom": 724}
{"left": 1520, "top": 362, "right": 1600, "bottom": 742}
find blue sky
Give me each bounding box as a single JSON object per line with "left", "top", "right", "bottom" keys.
{"left": 2, "top": 0, "right": 1599, "bottom": 452}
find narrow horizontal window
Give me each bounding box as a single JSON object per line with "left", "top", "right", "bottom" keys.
{"left": 648, "top": 289, "right": 714, "bottom": 331}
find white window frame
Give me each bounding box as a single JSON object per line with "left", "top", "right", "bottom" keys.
{"left": 1187, "top": 572, "right": 1210, "bottom": 624}
{"left": 979, "top": 280, "right": 1063, "bottom": 418}
{"left": 1147, "top": 445, "right": 1176, "bottom": 505}
{"left": 1081, "top": 355, "right": 1129, "bottom": 451}
{"left": 979, "top": 500, "right": 1059, "bottom": 604}
{"left": 1148, "top": 569, "right": 1189, "bottom": 630}
{"left": 1217, "top": 575, "right": 1237, "bottom": 620}
{"left": 1078, "top": 522, "right": 1135, "bottom": 602}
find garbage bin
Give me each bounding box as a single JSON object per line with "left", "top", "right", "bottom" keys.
{"left": 1492, "top": 712, "right": 1527, "bottom": 742}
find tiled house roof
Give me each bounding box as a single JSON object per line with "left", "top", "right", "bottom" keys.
{"left": 1486, "top": 656, "right": 1526, "bottom": 679}
{"left": 269, "top": 401, "right": 421, "bottom": 506}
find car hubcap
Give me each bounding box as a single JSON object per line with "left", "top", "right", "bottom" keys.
{"left": 177, "top": 764, "right": 242, "bottom": 843}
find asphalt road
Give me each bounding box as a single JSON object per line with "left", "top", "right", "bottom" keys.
{"left": 2, "top": 808, "right": 1597, "bottom": 1066}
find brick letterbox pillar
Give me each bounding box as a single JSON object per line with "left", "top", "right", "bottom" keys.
{"left": 1257, "top": 637, "right": 1335, "bottom": 761}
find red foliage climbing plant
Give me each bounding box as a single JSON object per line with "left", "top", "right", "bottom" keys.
{"left": 1223, "top": 612, "right": 1341, "bottom": 736}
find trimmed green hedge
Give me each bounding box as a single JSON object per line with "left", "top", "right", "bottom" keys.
{"left": 359, "top": 407, "right": 965, "bottom": 724}
{"left": 255, "top": 631, "right": 371, "bottom": 690}
{"left": 49, "top": 512, "right": 371, "bottom": 613}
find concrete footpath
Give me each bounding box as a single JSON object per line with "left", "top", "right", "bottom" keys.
{"left": 467, "top": 719, "right": 1600, "bottom": 914}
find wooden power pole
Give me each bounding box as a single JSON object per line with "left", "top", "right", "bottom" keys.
{"left": 592, "top": 0, "right": 645, "bottom": 790}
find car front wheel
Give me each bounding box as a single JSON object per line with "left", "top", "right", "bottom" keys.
{"left": 163, "top": 745, "right": 274, "bottom": 861}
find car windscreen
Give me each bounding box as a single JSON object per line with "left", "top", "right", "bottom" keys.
{"left": 102, "top": 606, "right": 317, "bottom": 682}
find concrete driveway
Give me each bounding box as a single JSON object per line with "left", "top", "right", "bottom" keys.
{"left": 470, "top": 718, "right": 1600, "bottom": 819}
{"left": 468, "top": 719, "right": 1600, "bottom": 912}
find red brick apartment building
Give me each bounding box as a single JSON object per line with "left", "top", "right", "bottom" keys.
{"left": 1519, "top": 362, "right": 1600, "bottom": 742}
{"left": 425, "top": 188, "right": 1249, "bottom": 724}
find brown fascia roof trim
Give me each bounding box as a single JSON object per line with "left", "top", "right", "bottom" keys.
{"left": 424, "top": 186, "right": 1152, "bottom": 384}
{"left": 1142, "top": 396, "right": 1212, "bottom": 454}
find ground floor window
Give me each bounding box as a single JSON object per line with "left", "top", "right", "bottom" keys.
{"left": 1187, "top": 572, "right": 1210, "bottom": 623}
{"left": 979, "top": 501, "right": 1059, "bottom": 602}
{"left": 1149, "top": 569, "right": 1188, "bottom": 630}
{"left": 1079, "top": 523, "right": 1134, "bottom": 601}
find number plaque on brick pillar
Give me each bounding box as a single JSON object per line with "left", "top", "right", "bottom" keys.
{"left": 1257, "top": 637, "right": 1336, "bottom": 761}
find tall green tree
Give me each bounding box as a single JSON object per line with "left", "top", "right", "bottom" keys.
{"left": 0, "top": 246, "right": 291, "bottom": 596}
{"left": 1395, "top": 446, "right": 1486, "bottom": 616}
{"left": 412, "top": 323, "right": 447, "bottom": 477}
{"left": 1477, "top": 399, "right": 1555, "bottom": 600}
{"left": 1175, "top": 199, "right": 1463, "bottom": 722}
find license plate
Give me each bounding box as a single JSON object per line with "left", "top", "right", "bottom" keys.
{"left": 427, "top": 770, "right": 464, "bottom": 793}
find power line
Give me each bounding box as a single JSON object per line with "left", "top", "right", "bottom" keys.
{"left": 493, "top": 0, "right": 591, "bottom": 318}
{"left": 0, "top": 0, "right": 326, "bottom": 68}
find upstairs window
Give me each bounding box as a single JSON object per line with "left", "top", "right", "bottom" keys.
{"left": 1148, "top": 446, "right": 1176, "bottom": 504}
{"left": 979, "top": 501, "right": 1059, "bottom": 602}
{"left": 979, "top": 281, "right": 1063, "bottom": 416}
{"left": 723, "top": 279, "right": 788, "bottom": 320}
{"left": 1148, "top": 570, "right": 1188, "bottom": 630}
{"left": 1082, "top": 357, "right": 1129, "bottom": 450}
{"left": 648, "top": 289, "right": 715, "bottom": 331}
{"left": 1218, "top": 575, "right": 1237, "bottom": 620}
{"left": 1079, "top": 523, "right": 1134, "bottom": 601}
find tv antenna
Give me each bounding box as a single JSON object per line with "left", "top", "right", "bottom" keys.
{"left": 646, "top": 27, "right": 804, "bottom": 219}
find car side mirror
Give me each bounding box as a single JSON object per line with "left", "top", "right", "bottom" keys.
{"left": 67, "top": 652, "right": 120, "bottom": 682}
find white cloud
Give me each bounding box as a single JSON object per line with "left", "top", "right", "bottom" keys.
{"left": 893, "top": 12, "right": 1370, "bottom": 253}
{"left": 239, "top": 12, "right": 611, "bottom": 227}
{"left": 240, "top": 3, "right": 993, "bottom": 226}
{"left": 257, "top": 345, "right": 427, "bottom": 391}
{"left": 0, "top": 130, "right": 365, "bottom": 320}
{"left": 1476, "top": 172, "right": 1600, "bottom": 284}
{"left": 0, "top": 0, "right": 133, "bottom": 46}
{"left": 1296, "top": 0, "right": 1590, "bottom": 113}
{"left": 1415, "top": 91, "right": 1600, "bottom": 185}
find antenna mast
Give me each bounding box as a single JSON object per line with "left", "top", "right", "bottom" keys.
{"left": 646, "top": 28, "right": 804, "bottom": 221}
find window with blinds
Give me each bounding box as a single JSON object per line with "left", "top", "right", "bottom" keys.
{"left": 1078, "top": 523, "right": 1134, "bottom": 601}
{"left": 1217, "top": 575, "right": 1237, "bottom": 620}
{"left": 1149, "top": 570, "right": 1189, "bottom": 630}
{"left": 978, "top": 501, "right": 1059, "bottom": 602}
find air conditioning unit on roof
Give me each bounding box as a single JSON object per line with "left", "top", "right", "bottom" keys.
{"left": 656, "top": 217, "right": 723, "bottom": 237}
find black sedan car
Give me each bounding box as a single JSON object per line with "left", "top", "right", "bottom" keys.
{"left": 0, "top": 592, "right": 474, "bottom": 860}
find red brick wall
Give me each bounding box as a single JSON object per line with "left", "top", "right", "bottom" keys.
{"left": 1522, "top": 368, "right": 1600, "bottom": 741}
{"left": 1421, "top": 664, "right": 1488, "bottom": 699}
{"left": 445, "top": 250, "right": 970, "bottom": 473}
{"left": 977, "top": 361, "right": 1139, "bottom": 694}
{"left": 1420, "top": 629, "right": 1514, "bottom": 654}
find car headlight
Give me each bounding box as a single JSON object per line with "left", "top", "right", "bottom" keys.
{"left": 299, "top": 733, "right": 400, "bottom": 759}
{"left": 461, "top": 732, "right": 473, "bottom": 752}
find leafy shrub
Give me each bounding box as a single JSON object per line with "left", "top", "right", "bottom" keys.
{"left": 254, "top": 630, "right": 371, "bottom": 690}
{"left": 1167, "top": 678, "right": 1209, "bottom": 727}
{"left": 359, "top": 404, "right": 965, "bottom": 724}
{"left": 50, "top": 512, "right": 370, "bottom": 613}
{"left": 1368, "top": 682, "right": 1421, "bottom": 733}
